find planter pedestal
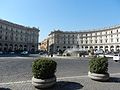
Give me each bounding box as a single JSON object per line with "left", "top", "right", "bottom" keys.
{"left": 88, "top": 71, "right": 109, "bottom": 81}
{"left": 32, "top": 76, "right": 56, "bottom": 89}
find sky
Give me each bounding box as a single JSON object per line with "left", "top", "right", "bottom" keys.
{"left": 0, "top": 0, "right": 120, "bottom": 42}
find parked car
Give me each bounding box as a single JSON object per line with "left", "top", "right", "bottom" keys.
{"left": 94, "top": 49, "right": 104, "bottom": 55}
{"left": 39, "top": 52, "right": 44, "bottom": 55}
{"left": 0, "top": 51, "right": 3, "bottom": 54}
{"left": 113, "top": 54, "right": 120, "bottom": 62}
{"left": 9, "top": 52, "right": 15, "bottom": 54}
{"left": 21, "top": 51, "right": 28, "bottom": 55}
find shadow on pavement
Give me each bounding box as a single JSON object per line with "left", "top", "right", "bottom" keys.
{"left": 0, "top": 88, "right": 11, "bottom": 90}
{"left": 108, "top": 77, "right": 120, "bottom": 83}
{"left": 40, "top": 81, "right": 83, "bottom": 90}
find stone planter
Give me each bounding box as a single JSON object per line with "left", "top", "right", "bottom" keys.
{"left": 88, "top": 71, "right": 110, "bottom": 81}
{"left": 32, "top": 76, "right": 56, "bottom": 89}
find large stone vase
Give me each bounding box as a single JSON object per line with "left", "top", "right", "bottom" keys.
{"left": 32, "top": 76, "right": 56, "bottom": 89}
{"left": 88, "top": 71, "right": 109, "bottom": 81}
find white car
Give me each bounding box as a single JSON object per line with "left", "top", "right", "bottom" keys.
{"left": 21, "top": 51, "right": 28, "bottom": 55}
{"left": 0, "top": 51, "right": 3, "bottom": 54}
{"left": 113, "top": 54, "right": 120, "bottom": 62}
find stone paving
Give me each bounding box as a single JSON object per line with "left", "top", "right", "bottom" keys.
{"left": 0, "top": 74, "right": 120, "bottom": 90}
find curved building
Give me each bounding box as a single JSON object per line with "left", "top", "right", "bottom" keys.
{"left": 0, "top": 19, "right": 39, "bottom": 52}
{"left": 48, "top": 25, "right": 120, "bottom": 53}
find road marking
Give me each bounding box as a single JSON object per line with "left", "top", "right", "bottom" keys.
{"left": 0, "top": 80, "right": 31, "bottom": 85}
{"left": 58, "top": 75, "right": 88, "bottom": 79}
{"left": 110, "top": 73, "right": 120, "bottom": 76}
{"left": 0, "top": 73, "right": 120, "bottom": 85}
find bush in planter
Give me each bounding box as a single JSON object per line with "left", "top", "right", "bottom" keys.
{"left": 88, "top": 56, "right": 109, "bottom": 81}
{"left": 89, "top": 56, "right": 108, "bottom": 74}
{"left": 32, "top": 58, "right": 57, "bottom": 79}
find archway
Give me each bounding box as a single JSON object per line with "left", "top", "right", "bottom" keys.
{"left": 100, "top": 46, "right": 103, "bottom": 51}
{"left": 14, "top": 44, "right": 18, "bottom": 52}
{"left": 116, "top": 45, "right": 120, "bottom": 52}
{"left": 4, "top": 44, "right": 8, "bottom": 51}
{"left": 85, "top": 46, "right": 88, "bottom": 50}
{"left": 24, "top": 45, "right": 27, "bottom": 51}
{"left": 9, "top": 44, "right": 13, "bottom": 51}
{"left": 19, "top": 45, "right": 23, "bottom": 51}
{"left": 95, "top": 46, "right": 98, "bottom": 51}
{"left": 105, "top": 46, "right": 109, "bottom": 53}
{"left": 31, "top": 45, "right": 35, "bottom": 52}
{"left": 110, "top": 46, "right": 114, "bottom": 52}
{"left": 0, "top": 43, "right": 2, "bottom": 51}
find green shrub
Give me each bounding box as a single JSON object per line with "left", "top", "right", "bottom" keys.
{"left": 89, "top": 56, "right": 108, "bottom": 74}
{"left": 32, "top": 58, "right": 57, "bottom": 79}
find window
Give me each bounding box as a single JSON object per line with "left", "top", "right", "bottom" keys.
{"left": 21, "top": 37, "right": 23, "bottom": 41}
{"left": 0, "top": 36, "right": 1, "bottom": 39}
{"left": 117, "top": 30, "right": 118, "bottom": 32}
{"left": 16, "top": 37, "right": 18, "bottom": 41}
{"left": 100, "top": 40, "right": 102, "bottom": 43}
{"left": 0, "top": 30, "right": 2, "bottom": 33}
{"left": 10, "top": 36, "right": 13, "bottom": 40}
{"left": 57, "top": 46, "right": 59, "bottom": 48}
{"left": 106, "top": 40, "right": 107, "bottom": 43}
{"left": 68, "top": 41, "right": 70, "bottom": 44}
{"left": 95, "top": 40, "right": 97, "bottom": 43}
{"left": 11, "top": 33, "right": 13, "bottom": 36}
{"left": 73, "top": 41, "right": 74, "bottom": 44}
{"left": 5, "top": 36, "right": 7, "bottom": 40}
{"left": 117, "top": 39, "right": 119, "bottom": 42}
{"left": 81, "top": 40, "right": 83, "bottom": 44}
{"left": 57, "top": 41, "right": 59, "bottom": 44}
{"left": 6, "top": 27, "right": 7, "bottom": 30}
{"left": 90, "top": 40, "right": 92, "bottom": 43}
{"left": 111, "top": 39, "right": 113, "bottom": 42}
{"left": 95, "top": 33, "right": 97, "bottom": 36}
{"left": 111, "top": 31, "right": 112, "bottom": 33}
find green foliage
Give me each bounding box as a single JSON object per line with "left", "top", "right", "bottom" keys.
{"left": 89, "top": 56, "right": 108, "bottom": 74}
{"left": 32, "top": 58, "right": 57, "bottom": 79}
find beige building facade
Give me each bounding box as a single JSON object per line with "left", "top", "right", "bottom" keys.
{"left": 39, "top": 39, "right": 49, "bottom": 51}
{"left": 48, "top": 25, "right": 120, "bottom": 53}
{"left": 0, "top": 19, "right": 39, "bottom": 52}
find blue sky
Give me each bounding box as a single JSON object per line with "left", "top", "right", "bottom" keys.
{"left": 0, "top": 0, "right": 120, "bottom": 42}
